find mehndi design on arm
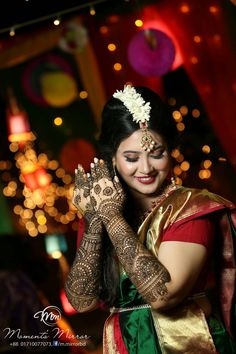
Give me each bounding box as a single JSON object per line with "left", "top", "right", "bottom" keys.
{"left": 90, "top": 159, "right": 170, "bottom": 304}
{"left": 107, "top": 214, "right": 170, "bottom": 303}
{"left": 65, "top": 230, "right": 103, "bottom": 310}
{"left": 65, "top": 163, "right": 103, "bottom": 311}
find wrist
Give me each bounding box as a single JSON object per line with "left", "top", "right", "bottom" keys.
{"left": 104, "top": 213, "right": 123, "bottom": 231}
{"left": 80, "top": 232, "right": 103, "bottom": 251}
{"left": 85, "top": 214, "right": 103, "bottom": 234}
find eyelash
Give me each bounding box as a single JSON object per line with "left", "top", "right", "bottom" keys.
{"left": 125, "top": 157, "right": 139, "bottom": 162}
{"left": 125, "top": 152, "right": 164, "bottom": 162}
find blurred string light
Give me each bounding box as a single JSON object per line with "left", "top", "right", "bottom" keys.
{"left": 89, "top": 6, "right": 96, "bottom": 16}
{"left": 9, "top": 27, "right": 15, "bottom": 37}
{"left": 135, "top": 19, "right": 143, "bottom": 27}
{"left": 1, "top": 144, "right": 78, "bottom": 237}
{"left": 54, "top": 117, "right": 63, "bottom": 126}
{"left": 53, "top": 17, "right": 61, "bottom": 26}
{"left": 2, "top": 93, "right": 79, "bottom": 236}
{"left": 179, "top": 3, "right": 191, "bottom": 13}
{"left": 0, "top": 0, "right": 110, "bottom": 36}
{"left": 167, "top": 97, "right": 227, "bottom": 183}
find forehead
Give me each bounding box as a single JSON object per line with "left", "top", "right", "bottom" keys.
{"left": 117, "top": 129, "right": 164, "bottom": 152}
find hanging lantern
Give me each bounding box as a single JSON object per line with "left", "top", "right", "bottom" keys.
{"left": 45, "top": 233, "right": 68, "bottom": 259}
{"left": 58, "top": 21, "right": 88, "bottom": 54}
{"left": 7, "top": 89, "right": 35, "bottom": 142}
{"left": 34, "top": 167, "right": 51, "bottom": 188}
{"left": 128, "top": 28, "right": 176, "bottom": 77}
{"left": 22, "top": 170, "right": 39, "bottom": 190}
{"left": 41, "top": 71, "right": 78, "bottom": 108}
{"left": 21, "top": 163, "right": 51, "bottom": 191}
{"left": 6, "top": 88, "right": 35, "bottom": 143}
{"left": 59, "top": 138, "right": 97, "bottom": 174}
{"left": 7, "top": 111, "right": 35, "bottom": 143}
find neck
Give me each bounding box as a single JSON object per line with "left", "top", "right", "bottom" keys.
{"left": 129, "top": 179, "right": 173, "bottom": 213}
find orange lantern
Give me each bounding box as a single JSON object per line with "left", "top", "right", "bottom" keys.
{"left": 22, "top": 170, "right": 39, "bottom": 190}
{"left": 6, "top": 88, "right": 35, "bottom": 144}
{"left": 22, "top": 166, "right": 51, "bottom": 190}
{"left": 34, "top": 167, "right": 51, "bottom": 188}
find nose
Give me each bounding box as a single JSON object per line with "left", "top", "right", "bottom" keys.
{"left": 139, "top": 157, "right": 153, "bottom": 175}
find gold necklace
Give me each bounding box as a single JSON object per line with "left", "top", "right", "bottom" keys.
{"left": 142, "top": 181, "right": 179, "bottom": 221}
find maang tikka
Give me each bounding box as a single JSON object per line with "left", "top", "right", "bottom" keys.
{"left": 113, "top": 85, "right": 156, "bottom": 152}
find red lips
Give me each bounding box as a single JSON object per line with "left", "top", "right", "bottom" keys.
{"left": 135, "top": 176, "right": 156, "bottom": 185}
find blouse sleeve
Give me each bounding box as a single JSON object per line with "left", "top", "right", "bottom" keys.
{"left": 161, "top": 216, "right": 215, "bottom": 252}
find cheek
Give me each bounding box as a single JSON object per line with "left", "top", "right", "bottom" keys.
{"left": 154, "top": 158, "right": 170, "bottom": 171}
{"left": 116, "top": 161, "right": 136, "bottom": 176}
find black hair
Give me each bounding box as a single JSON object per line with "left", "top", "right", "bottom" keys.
{"left": 97, "top": 86, "right": 178, "bottom": 306}
{"left": 99, "top": 86, "right": 178, "bottom": 174}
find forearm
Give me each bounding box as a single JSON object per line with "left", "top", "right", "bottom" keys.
{"left": 106, "top": 214, "right": 171, "bottom": 306}
{"left": 65, "top": 229, "right": 103, "bottom": 312}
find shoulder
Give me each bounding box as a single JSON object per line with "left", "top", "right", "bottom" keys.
{"left": 138, "top": 185, "right": 235, "bottom": 243}
{"left": 164, "top": 186, "right": 235, "bottom": 222}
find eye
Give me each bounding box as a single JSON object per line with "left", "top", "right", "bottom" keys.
{"left": 125, "top": 156, "right": 139, "bottom": 162}
{"left": 151, "top": 150, "right": 165, "bottom": 159}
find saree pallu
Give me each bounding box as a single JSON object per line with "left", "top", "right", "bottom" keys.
{"left": 103, "top": 187, "right": 236, "bottom": 353}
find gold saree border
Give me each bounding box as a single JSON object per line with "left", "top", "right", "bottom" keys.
{"left": 103, "top": 314, "right": 120, "bottom": 354}
{"left": 151, "top": 301, "right": 217, "bottom": 353}
{"left": 136, "top": 187, "right": 233, "bottom": 353}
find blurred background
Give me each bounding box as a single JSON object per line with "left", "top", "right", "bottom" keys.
{"left": 0, "top": 0, "right": 236, "bottom": 353}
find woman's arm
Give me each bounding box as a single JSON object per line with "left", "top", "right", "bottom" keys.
{"left": 105, "top": 213, "right": 172, "bottom": 307}
{"left": 107, "top": 213, "right": 208, "bottom": 309}
{"left": 65, "top": 215, "right": 103, "bottom": 312}
{"left": 65, "top": 165, "right": 103, "bottom": 313}
{"left": 90, "top": 159, "right": 208, "bottom": 310}
{"left": 101, "top": 212, "right": 208, "bottom": 311}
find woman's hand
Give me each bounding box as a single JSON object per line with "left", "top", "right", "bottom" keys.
{"left": 73, "top": 164, "right": 102, "bottom": 233}
{"left": 90, "top": 158, "right": 126, "bottom": 226}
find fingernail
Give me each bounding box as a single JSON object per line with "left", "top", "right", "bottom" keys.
{"left": 94, "top": 157, "right": 98, "bottom": 163}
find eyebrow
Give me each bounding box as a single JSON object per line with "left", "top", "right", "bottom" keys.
{"left": 122, "top": 144, "right": 163, "bottom": 154}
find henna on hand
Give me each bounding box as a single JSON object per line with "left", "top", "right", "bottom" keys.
{"left": 88, "top": 159, "right": 170, "bottom": 305}
{"left": 73, "top": 164, "right": 103, "bottom": 233}
{"left": 90, "top": 159, "right": 126, "bottom": 225}
{"left": 106, "top": 214, "right": 171, "bottom": 305}
{"left": 65, "top": 162, "right": 103, "bottom": 312}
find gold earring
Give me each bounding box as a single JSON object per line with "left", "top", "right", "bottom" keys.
{"left": 171, "top": 176, "right": 176, "bottom": 187}
{"left": 113, "top": 164, "right": 117, "bottom": 177}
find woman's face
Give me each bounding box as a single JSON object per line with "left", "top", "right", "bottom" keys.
{"left": 113, "top": 129, "right": 171, "bottom": 198}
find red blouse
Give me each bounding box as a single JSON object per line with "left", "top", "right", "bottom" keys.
{"left": 161, "top": 216, "right": 216, "bottom": 292}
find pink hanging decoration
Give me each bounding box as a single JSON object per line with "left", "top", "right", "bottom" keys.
{"left": 128, "top": 28, "right": 176, "bottom": 77}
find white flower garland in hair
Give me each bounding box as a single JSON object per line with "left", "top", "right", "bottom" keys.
{"left": 113, "top": 85, "right": 151, "bottom": 124}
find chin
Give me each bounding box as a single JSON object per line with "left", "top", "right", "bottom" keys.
{"left": 131, "top": 184, "right": 160, "bottom": 196}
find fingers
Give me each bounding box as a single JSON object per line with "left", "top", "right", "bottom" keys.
{"left": 113, "top": 175, "right": 123, "bottom": 195}
{"left": 99, "top": 159, "right": 112, "bottom": 180}
{"left": 75, "top": 164, "right": 86, "bottom": 188}
{"left": 90, "top": 162, "right": 98, "bottom": 183}
{"left": 91, "top": 158, "right": 112, "bottom": 182}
